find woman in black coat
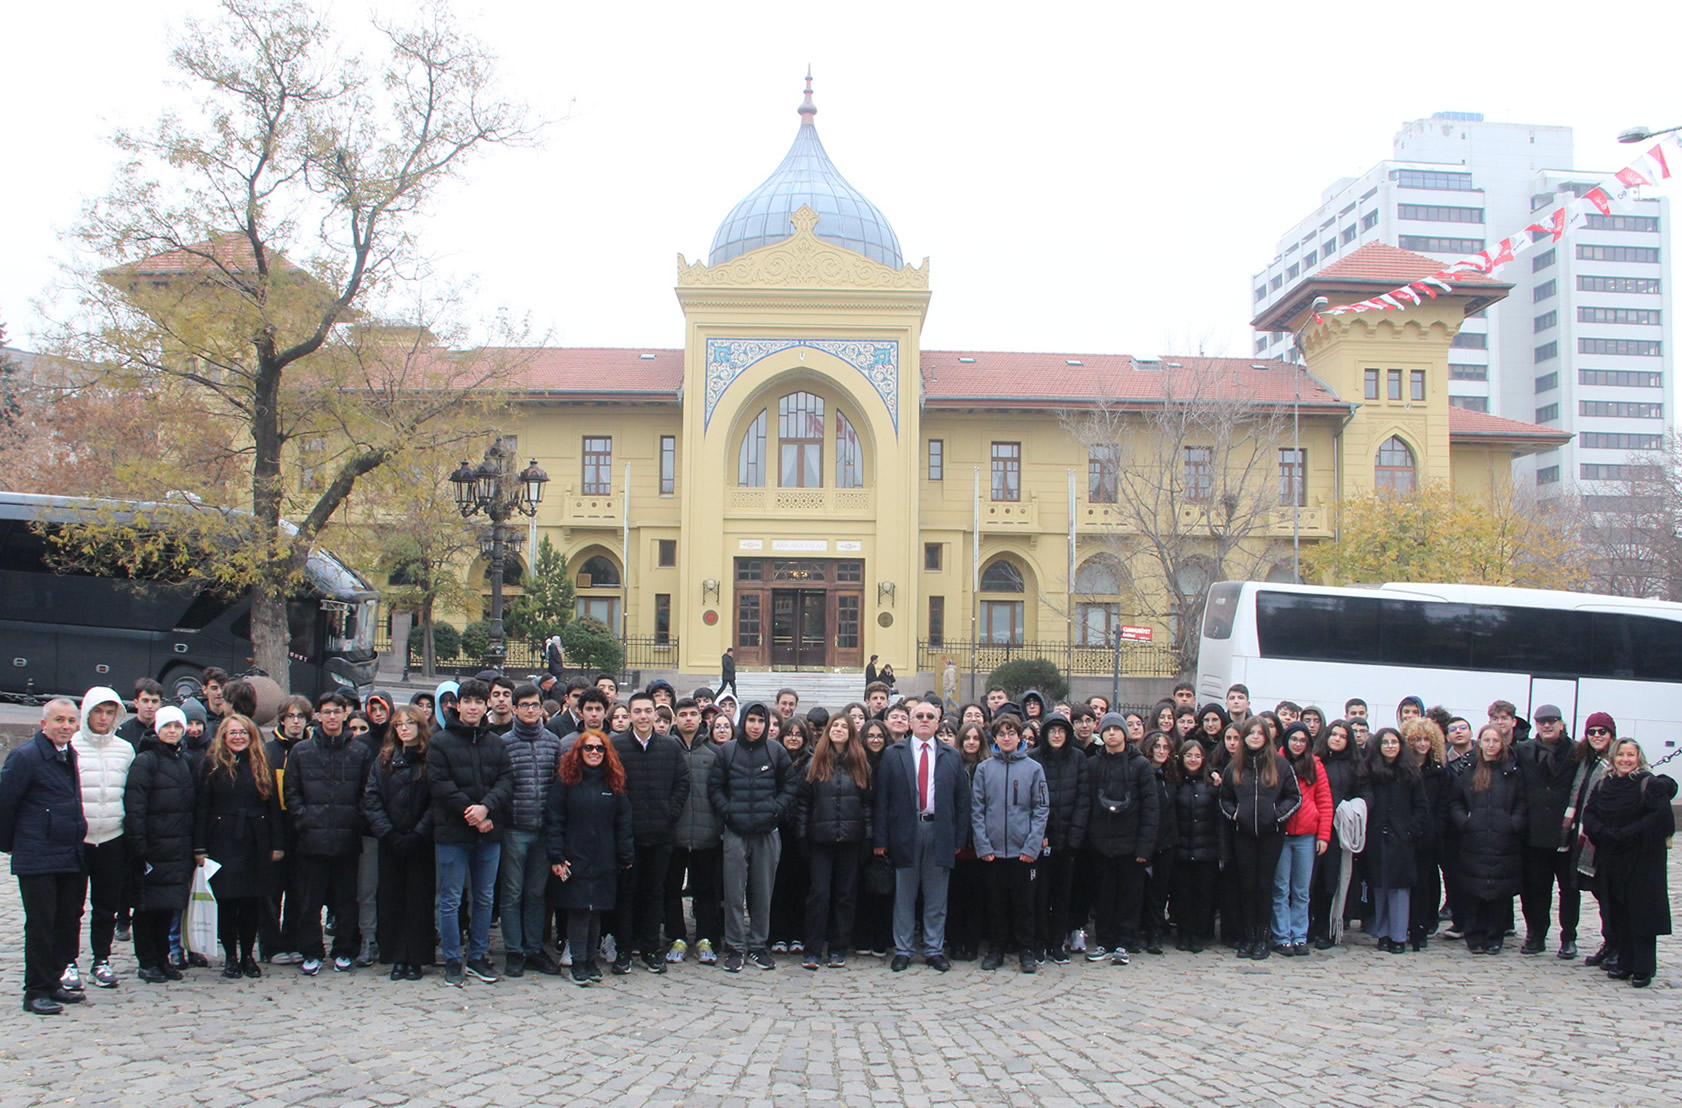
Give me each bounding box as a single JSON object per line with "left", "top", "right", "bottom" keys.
{"left": 1358, "top": 728, "right": 1427, "bottom": 954}
{"left": 125, "top": 707, "right": 198, "bottom": 982}
{"left": 1404, "top": 718, "right": 1449, "bottom": 951}
{"left": 363, "top": 704, "right": 436, "bottom": 981}
{"left": 546, "top": 729, "right": 634, "bottom": 987}
{"left": 194, "top": 714, "right": 282, "bottom": 978}
{"left": 1030, "top": 715, "right": 1089, "bottom": 963}
{"left": 1139, "top": 731, "right": 1179, "bottom": 955}
{"left": 1171, "top": 739, "right": 1224, "bottom": 952}
{"left": 1449, "top": 724, "right": 1527, "bottom": 954}
{"left": 1218, "top": 718, "right": 1301, "bottom": 960}
{"left": 1584, "top": 739, "right": 1676, "bottom": 987}
{"left": 794, "top": 714, "right": 873, "bottom": 968}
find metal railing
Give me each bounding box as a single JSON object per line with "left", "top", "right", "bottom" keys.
{"left": 375, "top": 629, "right": 676, "bottom": 679}
{"left": 917, "top": 638, "right": 1182, "bottom": 679}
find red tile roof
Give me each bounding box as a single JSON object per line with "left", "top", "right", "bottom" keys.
{"left": 1253, "top": 242, "right": 1511, "bottom": 331}
{"left": 1447, "top": 406, "right": 1572, "bottom": 445}
{"left": 503, "top": 347, "right": 683, "bottom": 397}
{"left": 1315, "top": 242, "right": 1503, "bottom": 285}
{"left": 920, "top": 351, "right": 1347, "bottom": 409}
{"left": 114, "top": 233, "right": 303, "bottom": 276}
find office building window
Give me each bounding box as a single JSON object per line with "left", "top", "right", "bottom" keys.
{"left": 1270, "top": 275, "right": 1283, "bottom": 291}
{"left": 1254, "top": 286, "right": 1267, "bottom": 302}
{"left": 1580, "top": 401, "right": 1663, "bottom": 419}
{"left": 1361, "top": 211, "right": 1379, "bottom": 231}
{"left": 1287, "top": 263, "right": 1300, "bottom": 280}
{"left": 1342, "top": 225, "right": 1357, "bottom": 244}
{"left": 1535, "top": 403, "right": 1560, "bottom": 423}
{"left": 1578, "top": 307, "right": 1661, "bottom": 326}
{"left": 1581, "top": 432, "right": 1663, "bottom": 450}
{"left": 1536, "top": 465, "right": 1560, "bottom": 486}
{"left": 1578, "top": 275, "right": 1661, "bottom": 294}
{"left": 1400, "top": 235, "right": 1485, "bottom": 255}
{"left": 1449, "top": 363, "right": 1487, "bottom": 381}
{"left": 582, "top": 436, "right": 612, "bottom": 496}
{"left": 1449, "top": 396, "right": 1489, "bottom": 412}
{"left": 1532, "top": 248, "right": 1556, "bottom": 271}
{"left": 1535, "top": 341, "right": 1558, "bottom": 362}
{"left": 659, "top": 435, "right": 676, "bottom": 496}
{"left": 1581, "top": 464, "right": 1640, "bottom": 482}
{"left": 1583, "top": 214, "right": 1660, "bottom": 232}
{"left": 1580, "top": 368, "right": 1663, "bottom": 388}
{"left": 1533, "top": 280, "right": 1556, "bottom": 302}
{"left": 1580, "top": 338, "right": 1662, "bottom": 357}
{"left": 991, "top": 442, "right": 1020, "bottom": 501}
{"left": 1535, "top": 372, "right": 1558, "bottom": 393}
{"left": 1534, "top": 310, "right": 1558, "bottom": 332}
{"left": 1452, "top": 331, "right": 1488, "bottom": 350}
{"left": 1576, "top": 244, "right": 1660, "bottom": 263}
{"left": 1394, "top": 169, "right": 1475, "bottom": 190}
{"left": 1397, "top": 204, "right": 1484, "bottom": 223}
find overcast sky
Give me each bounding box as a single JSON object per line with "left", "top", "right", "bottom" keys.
{"left": 3, "top": 1, "right": 1675, "bottom": 359}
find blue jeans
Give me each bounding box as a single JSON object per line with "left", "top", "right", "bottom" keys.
{"left": 498, "top": 829, "right": 549, "bottom": 957}
{"left": 436, "top": 841, "right": 501, "bottom": 962}
{"left": 1271, "top": 834, "right": 1316, "bottom": 945}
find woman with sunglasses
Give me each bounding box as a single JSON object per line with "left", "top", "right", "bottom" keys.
{"left": 1583, "top": 738, "right": 1676, "bottom": 987}
{"left": 1567, "top": 713, "right": 1618, "bottom": 966}
{"left": 546, "top": 729, "right": 633, "bottom": 986}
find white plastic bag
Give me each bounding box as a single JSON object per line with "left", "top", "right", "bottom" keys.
{"left": 183, "top": 858, "right": 222, "bottom": 957}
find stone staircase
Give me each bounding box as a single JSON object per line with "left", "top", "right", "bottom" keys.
{"left": 728, "top": 670, "right": 871, "bottom": 713}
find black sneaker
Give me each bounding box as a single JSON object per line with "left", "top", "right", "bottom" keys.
{"left": 826, "top": 951, "right": 847, "bottom": 968}
{"left": 464, "top": 957, "right": 499, "bottom": 983}
{"left": 526, "top": 950, "right": 563, "bottom": 976}
{"left": 641, "top": 952, "right": 667, "bottom": 975}
{"left": 586, "top": 961, "right": 603, "bottom": 982}
{"left": 444, "top": 960, "right": 465, "bottom": 987}
{"left": 1019, "top": 952, "right": 1037, "bottom": 974}
{"left": 749, "top": 949, "right": 776, "bottom": 971}
{"left": 611, "top": 956, "right": 633, "bottom": 976}
{"left": 1046, "top": 945, "right": 1070, "bottom": 965}
{"left": 570, "top": 964, "right": 592, "bottom": 987}
{"left": 723, "top": 951, "right": 745, "bottom": 973}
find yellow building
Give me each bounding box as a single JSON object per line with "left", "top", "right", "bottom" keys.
{"left": 481, "top": 80, "right": 1567, "bottom": 683}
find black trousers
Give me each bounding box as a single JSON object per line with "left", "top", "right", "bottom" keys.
{"left": 376, "top": 841, "right": 436, "bottom": 966}
{"left": 17, "top": 873, "right": 84, "bottom": 998}
{"left": 984, "top": 857, "right": 1038, "bottom": 953}
{"left": 1463, "top": 894, "right": 1507, "bottom": 949}
{"left": 615, "top": 841, "right": 672, "bottom": 957}
{"left": 665, "top": 844, "right": 723, "bottom": 947}
{"left": 298, "top": 854, "right": 360, "bottom": 961}
{"left": 770, "top": 839, "right": 811, "bottom": 945}
{"left": 217, "top": 897, "right": 262, "bottom": 960}
{"left": 1232, "top": 832, "right": 1286, "bottom": 945}
{"left": 1142, "top": 851, "right": 1176, "bottom": 942}
{"left": 82, "top": 837, "right": 126, "bottom": 963}
{"left": 1034, "top": 848, "right": 1077, "bottom": 951}
{"left": 1520, "top": 846, "right": 1579, "bottom": 942}
{"left": 132, "top": 908, "right": 175, "bottom": 971}
{"left": 1091, "top": 854, "right": 1145, "bottom": 952}
{"left": 805, "top": 842, "right": 864, "bottom": 955}
{"left": 1172, "top": 858, "right": 1218, "bottom": 941}
{"left": 1410, "top": 846, "right": 1441, "bottom": 938}
{"left": 945, "top": 857, "right": 984, "bottom": 954}
{"left": 262, "top": 851, "right": 305, "bottom": 957}
{"left": 1439, "top": 835, "right": 1465, "bottom": 930}
{"left": 567, "top": 909, "right": 605, "bottom": 965}
{"left": 1605, "top": 880, "right": 1658, "bottom": 978}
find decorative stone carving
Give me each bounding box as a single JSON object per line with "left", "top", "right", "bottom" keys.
{"left": 704, "top": 336, "right": 899, "bottom": 433}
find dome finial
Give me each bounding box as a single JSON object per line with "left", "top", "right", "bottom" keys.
{"left": 799, "top": 67, "right": 816, "bottom": 120}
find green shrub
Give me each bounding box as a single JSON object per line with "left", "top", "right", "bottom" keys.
{"left": 563, "top": 616, "right": 624, "bottom": 672}
{"left": 460, "top": 620, "right": 493, "bottom": 662}
{"left": 411, "top": 620, "right": 460, "bottom": 659}
{"left": 986, "top": 657, "right": 1069, "bottom": 703}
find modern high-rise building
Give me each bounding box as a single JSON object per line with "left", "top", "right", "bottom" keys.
{"left": 1252, "top": 112, "right": 1674, "bottom": 493}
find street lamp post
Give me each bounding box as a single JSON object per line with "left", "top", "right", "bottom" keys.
{"left": 1617, "top": 124, "right": 1682, "bottom": 143}
{"left": 449, "top": 442, "right": 550, "bottom": 667}
{"left": 1290, "top": 296, "right": 1330, "bottom": 583}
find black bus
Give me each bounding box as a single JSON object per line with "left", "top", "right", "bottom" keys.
{"left": 0, "top": 492, "right": 378, "bottom": 700}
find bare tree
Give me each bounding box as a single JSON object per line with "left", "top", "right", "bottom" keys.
{"left": 1573, "top": 432, "right": 1682, "bottom": 601}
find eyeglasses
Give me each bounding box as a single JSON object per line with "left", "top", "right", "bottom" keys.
{"left": 912, "top": 713, "right": 940, "bottom": 721}
{"left": 581, "top": 744, "right": 606, "bottom": 753}
{"left": 1586, "top": 727, "right": 1612, "bottom": 736}
{"left": 1537, "top": 717, "right": 1562, "bottom": 725}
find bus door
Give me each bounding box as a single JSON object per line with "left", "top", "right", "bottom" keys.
{"left": 1527, "top": 677, "right": 1579, "bottom": 732}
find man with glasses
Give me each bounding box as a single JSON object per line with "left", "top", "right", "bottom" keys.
{"left": 1515, "top": 703, "right": 1580, "bottom": 958}
{"left": 499, "top": 684, "right": 564, "bottom": 977}
{"left": 874, "top": 703, "right": 970, "bottom": 972}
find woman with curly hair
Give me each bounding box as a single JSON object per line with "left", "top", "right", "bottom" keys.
{"left": 194, "top": 714, "right": 281, "bottom": 979}
{"left": 545, "top": 730, "right": 633, "bottom": 986}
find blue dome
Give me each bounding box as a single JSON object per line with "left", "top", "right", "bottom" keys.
{"left": 708, "top": 77, "right": 903, "bottom": 268}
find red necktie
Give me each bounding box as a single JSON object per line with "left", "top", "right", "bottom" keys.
{"left": 918, "top": 742, "right": 931, "bottom": 814}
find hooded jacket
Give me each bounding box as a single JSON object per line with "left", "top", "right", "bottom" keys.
{"left": 970, "top": 746, "right": 1050, "bottom": 860}
{"left": 1030, "top": 716, "right": 1091, "bottom": 851}
{"left": 428, "top": 711, "right": 514, "bottom": 845}
{"left": 1086, "top": 744, "right": 1160, "bottom": 859}
{"left": 1018, "top": 690, "right": 1048, "bottom": 722}
{"left": 283, "top": 726, "right": 374, "bottom": 856}
{"left": 124, "top": 734, "right": 197, "bottom": 910}
{"left": 72, "top": 686, "right": 134, "bottom": 846}
{"left": 1284, "top": 756, "right": 1335, "bottom": 843}
{"left": 432, "top": 680, "right": 460, "bottom": 733}
{"left": 708, "top": 704, "right": 797, "bottom": 837}
{"left": 364, "top": 692, "right": 395, "bottom": 747}
{"left": 180, "top": 698, "right": 212, "bottom": 773}
{"left": 502, "top": 717, "right": 562, "bottom": 834}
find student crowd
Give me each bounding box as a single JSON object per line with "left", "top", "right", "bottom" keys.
{"left": 0, "top": 667, "right": 1674, "bottom": 1016}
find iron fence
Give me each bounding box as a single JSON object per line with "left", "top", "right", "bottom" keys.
{"left": 376, "top": 629, "right": 676, "bottom": 680}
{"left": 918, "top": 638, "right": 1182, "bottom": 680}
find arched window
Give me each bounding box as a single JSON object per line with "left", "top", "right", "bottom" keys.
{"left": 1074, "top": 556, "right": 1127, "bottom": 646}
{"left": 575, "top": 553, "right": 622, "bottom": 632}
{"left": 483, "top": 553, "right": 525, "bottom": 588}
{"left": 1375, "top": 435, "right": 1417, "bottom": 494}
{"left": 578, "top": 555, "right": 620, "bottom": 588}
{"left": 979, "top": 558, "right": 1027, "bottom": 645}
{"left": 835, "top": 411, "right": 863, "bottom": 489}
{"left": 778, "top": 392, "right": 824, "bottom": 487}
{"left": 738, "top": 409, "right": 767, "bottom": 488}
{"left": 980, "top": 560, "right": 1026, "bottom": 593}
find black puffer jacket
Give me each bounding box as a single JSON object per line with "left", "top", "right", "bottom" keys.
{"left": 428, "top": 715, "right": 514, "bottom": 846}
{"left": 1149, "top": 764, "right": 1179, "bottom": 854}
{"left": 1085, "top": 745, "right": 1159, "bottom": 859}
{"left": 503, "top": 721, "right": 562, "bottom": 834}
{"left": 1450, "top": 757, "right": 1527, "bottom": 899}
{"left": 1031, "top": 720, "right": 1091, "bottom": 851}
{"left": 545, "top": 765, "right": 633, "bottom": 912}
{"left": 194, "top": 753, "right": 280, "bottom": 899}
{"left": 1417, "top": 761, "right": 1450, "bottom": 850}
{"left": 1174, "top": 772, "right": 1226, "bottom": 863}
{"left": 283, "top": 729, "right": 374, "bottom": 857}
{"left": 1219, "top": 753, "right": 1302, "bottom": 838}
{"left": 124, "top": 737, "right": 197, "bottom": 910}
{"left": 363, "top": 745, "right": 434, "bottom": 855}
{"left": 611, "top": 730, "right": 691, "bottom": 846}
{"left": 1360, "top": 771, "right": 1428, "bottom": 889}
{"left": 1515, "top": 736, "right": 1576, "bottom": 848}
{"left": 708, "top": 736, "right": 797, "bottom": 837}
{"left": 795, "top": 766, "right": 872, "bottom": 845}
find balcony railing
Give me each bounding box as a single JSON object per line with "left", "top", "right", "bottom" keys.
{"left": 917, "top": 638, "right": 1182, "bottom": 679}
{"left": 726, "top": 486, "right": 875, "bottom": 516}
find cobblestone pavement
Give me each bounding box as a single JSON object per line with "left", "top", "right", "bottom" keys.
{"left": 2, "top": 857, "right": 1679, "bottom": 1108}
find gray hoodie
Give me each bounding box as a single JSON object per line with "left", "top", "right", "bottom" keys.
{"left": 970, "top": 746, "right": 1049, "bottom": 860}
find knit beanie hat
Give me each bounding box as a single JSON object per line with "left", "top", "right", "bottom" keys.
{"left": 1583, "top": 711, "right": 1616, "bottom": 738}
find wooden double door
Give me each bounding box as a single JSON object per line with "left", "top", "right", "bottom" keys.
{"left": 734, "top": 558, "right": 864, "bottom": 669}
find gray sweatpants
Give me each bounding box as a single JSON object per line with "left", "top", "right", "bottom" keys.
{"left": 721, "top": 828, "right": 781, "bottom": 954}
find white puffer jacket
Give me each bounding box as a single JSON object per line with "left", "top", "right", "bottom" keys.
{"left": 71, "top": 686, "right": 135, "bottom": 845}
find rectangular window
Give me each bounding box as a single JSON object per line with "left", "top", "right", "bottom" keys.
{"left": 924, "top": 542, "right": 943, "bottom": 572}
{"left": 1088, "top": 446, "right": 1118, "bottom": 503}
{"left": 1533, "top": 279, "right": 1556, "bottom": 302}
{"left": 737, "top": 593, "right": 761, "bottom": 648}
{"left": 926, "top": 438, "right": 943, "bottom": 481}
{"left": 1287, "top": 263, "right": 1300, "bottom": 280}
{"left": 836, "top": 595, "right": 860, "bottom": 651}
{"left": 990, "top": 442, "right": 1020, "bottom": 501}
{"left": 1576, "top": 244, "right": 1661, "bottom": 263}
{"left": 1076, "top": 603, "right": 1119, "bottom": 646}
{"left": 1394, "top": 169, "right": 1475, "bottom": 191}
{"left": 1184, "top": 446, "right": 1213, "bottom": 502}
{"left": 1580, "top": 400, "right": 1664, "bottom": 419}
{"left": 980, "top": 600, "right": 1024, "bottom": 645}
{"left": 1449, "top": 396, "right": 1489, "bottom": 412}
{"left": 1583, "top": 214, "right": 1660, "bottom": 232}
{"left": 1323, "top": 239, "right": 1336, "bottom": 256}
{"left": 1449, "top": 363, "right": 1487, "bottom": 381}
{"left": 656, "top": 539, "right": 676, "bottom": 568}
{"left": 736, "top": 559, "right": 763, "bottom": 582}
{"left": 1303, "top": 250, "right": 1316, "bottom": 267}
{"left": 1254, "top": 286, "right": 1267, "bottom": 302}
{"left": 1361, "top": 211, "right": 1379, "bottom": 231}
{"left": 928, "top": 596, "right": 945, "bottom": 646}
{"left": 1387, "top": 368, "right": 1403, "bottom": 400}
{"left": 1364, "top": 368, "right": 1380, "bottom": 399}
{"left": 1581, "top": 464, "right": 1637, "bottom": 481}
{"left": 1579, "top": 368, "right": 1663, "bottom": 388}
{"left": 1410, "top": 370, "right": 1426, "bottom": 402}
{"left": 1341, "top": 225, "right": 1357, "bottom": 244}
{"left": 1578, "top": 275, "right": 1661, "bottom": 294}
{"left": 1578, "top": 306, "right": 1662, "bottom": 326}
{"left": 1535, "top": 372, "right": 1558, "bottom": 393}
{"left": 659, "top": 435, "right": 676, "bottom": 495}
{"left": 582, "top": 436, "right": 612, "bottom": 495}
{"left": 1580, "top": 338, "right": 1662, "bottom": 357}
{"left": 1399, "top": 235, "right": 1485, "bottom": 255}
{"left": 1397, "top": 204, "right": 1484, "bottom": 223}
{"left": 1581, "top": 432, "right": 1664, "bottom": 450}
{"left": 1535, "top": 403, "right": 1560, "bottom": 423}
{"left": 1535, "top": 341, "right": 1558, "bottom": 362}
{"left": 1536, "top": 465, "right": 1560, "bottom": 485}
{"left": 835, "top": 560, "right": 863, "bottom": 583}
{"left": 1270, "top": 275, "right": 1283, "bottom": 291}
{"left": 1278, "top": 448, "right": 1306, "bottom": 507}
{"left": 1451, "top": 331, "right": 1488, "bottom": 349}
{"left": 653, "top": 594, "right": 671, "bottom": 644}
{"left": 1533, "top": 249, "right": 1556, "bottom": 272}
{"left": 1534, "top": 310, "right": 1557, "bottom": 332}
{"left": 778, "top": 393, "right": 824, "bottom": 488}
{"left": 1255, "top": 336, "right": 1269, "bottom": 355}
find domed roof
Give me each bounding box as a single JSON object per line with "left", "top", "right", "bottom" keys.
{"left": 708, "top": 75, "right": 903, "bottom": 268}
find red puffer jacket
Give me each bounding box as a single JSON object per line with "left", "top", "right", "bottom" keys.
{"left": 1285, "top": 757, "right": 1333, "bottom": 842}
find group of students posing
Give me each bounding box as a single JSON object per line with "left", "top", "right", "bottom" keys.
{"left": 0, "top": 669, "right": 1674, "bottom": 1015}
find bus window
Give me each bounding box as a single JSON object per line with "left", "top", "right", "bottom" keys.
{"left": 1202, "top": 581, "right": 1242, "bottom": 640}
{"left": 1591, "top": 611, "right": 1682, "bottom": 681}
{"left": 1379, "top": 600, "right": 1475, "bottom": 669}
{"left": 1257, "top": 590, "right": 1379, "bottom": 663}
{"left": 1472, "top": 606, "right": 1588, "bottom": 676}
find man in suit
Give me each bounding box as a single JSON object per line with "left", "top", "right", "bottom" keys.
{"left": 873, "top": 702, "right": 970, "bottom": 972}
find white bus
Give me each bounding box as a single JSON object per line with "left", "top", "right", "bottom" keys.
{"left": 1196, "top": 580, "right": 1682, "bottom": 778}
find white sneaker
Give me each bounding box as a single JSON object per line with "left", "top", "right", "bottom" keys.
{"left": 558, "top": 942, "right": 572, "bottom": 967}
{"left": 60, "top": 963, "right": 83, "bottom": 992}
{"left": 90, "top": 960, "right": 119, "bottom": 988}
{"left": 666, "top": 939, "right": 688, "bottom": 964}
{"left": 1069, "top": 929, "right": 1088, "bottom": 953}
{"left": 600, "top": 935, "right": 617, "bottom": 963}
{"left": 300, "top": 958, "right": 322, "bottom": 976}
{"left": 697, "top": 939, "right": 717, "bottom": 965}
